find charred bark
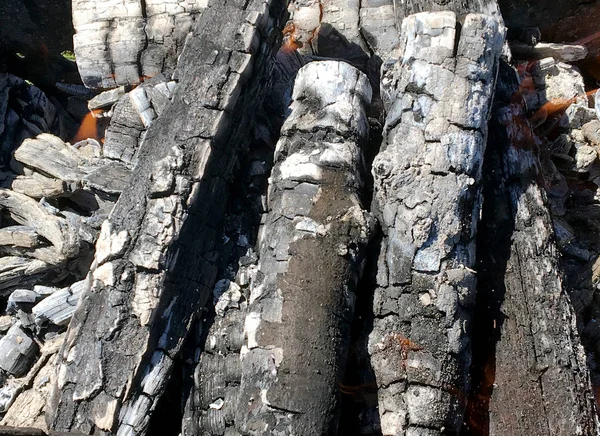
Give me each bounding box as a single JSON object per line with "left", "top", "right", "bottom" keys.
{"left": 465, "top": 61, "right": 600, "bottom": 436}
{"left": 180, "top": 48, "right": 304, "bottom": 436}
{"left": 368, "top": 11, "right": 504, "bottom": 435}
{"left": 72, "top": 0, "right": 207, "bottom": 89}
{"left": 233, "top": 60, "right": 374, "bottom": 435}
{"left": 45, "top": 0, "right": 288, "bottom": 433}
{"left": 393, "top": 0, "right": 501, "bottom": 23}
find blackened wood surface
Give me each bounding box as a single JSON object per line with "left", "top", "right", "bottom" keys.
{"left": 233, "top": 60, "right": 374, "bottom": 435}
{"left": 470, "top": 61, "right": 600, "bottom": 436}
{"left": 45, "top": 0, "right": 288, "bottom": 433}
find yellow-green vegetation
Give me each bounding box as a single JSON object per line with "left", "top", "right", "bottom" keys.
{"left": 61, "top": 50, "right": 76, "bottom": 62}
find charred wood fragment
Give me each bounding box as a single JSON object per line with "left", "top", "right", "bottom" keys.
{"left": 369, "top": 11, "right": 504, "bottom": 434}
{"left": 235, "top": 60, "right": 374, "bottom": 436}
{"left": 180, "top": 45, "right": 303, "bottom": 436}
{"left": 45, "top": 0, "right": 288, "bottom": 433}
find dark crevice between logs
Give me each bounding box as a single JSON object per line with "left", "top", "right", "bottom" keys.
{"left": 461, "top": 74, "right": 515, "bottom": 436}
{"left": 337, "top": 232, "right": 383, "bottom": 436}
{"left": 334, "top": 42, "right": 385, "bottom": 436}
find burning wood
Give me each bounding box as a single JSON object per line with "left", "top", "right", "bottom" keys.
{"left": 3, "top": 1, "right": 600, "bottom": 435}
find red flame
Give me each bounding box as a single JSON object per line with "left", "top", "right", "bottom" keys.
{"left": 529, "top": 88, "right": 598, "bottom": 127}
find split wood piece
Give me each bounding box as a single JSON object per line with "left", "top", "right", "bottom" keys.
{"left": 0, "top": 189, "right": 80, "bottom": 264}
{"left": 286, "top": 0, "right": 398, "bottom": 68}
{"left": 468, "top": 60, "right": 600, "bottom": 436}
{"left": 13, "top": 134, "right": 87, "bottom": 184}
{"left": 102, "top": 93, "right": 146, "bottom": 166}
{"left": 370, "top": 12, "right": 504, "bottom": 434}
{"left": 359, "top": 0, "right": 400, "bottom": 59}
{"left": 235, "top": 60, "right": 374, "bottom": 435}
{"left": 10, "top": 173, "right": 68, "bottom": 200}
{"left": 11, "top": 133, "right": 133, "bottom": 197}
{"left": 509, "top": 42, "right": 588, "bottom": 63}
{"left": 102, "top": 79, "right": 177, "bottom": 166}
{"left": 72, "top": 0, "right": 207, "bottom": 89}
{"left": 181, "top": 279, "right": 247, "bottom": 436}
{"left": 0, "top": 257, "right": 54, "bottom": 296}
{"left": 0, "top": 324, "right": 38, "bottom": 377}
{"left": 46, "top": 0, "right": 289, "bottom": 433}
{"left": 32, "top": 280, "right": 86, "bottom": 327}
{"left": 0, "top": 227, "right": 44, "bottom": 250}
{"left": 0, "top": 335, "right": 64, "bottom": 427}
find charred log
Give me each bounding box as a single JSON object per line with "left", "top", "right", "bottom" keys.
{"left": 368, "top": 11, "right": 504, "bottom": 435}
{"left": 72, "top": 0, "right": 207, "bottom": 89}
{"left": 233, "top": 60, "right": 374, "bottom": 435}
{"left": 45, "top": 0, "right": 288, "bottom": 433}
{"left": 465, "top": 61, "right": 600, "bottom": 436}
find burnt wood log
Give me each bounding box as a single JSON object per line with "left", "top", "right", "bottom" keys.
{"left": 72, "top": 0, "right": 207, "bottom": 89}
{"left": 368, "top": 11, "right": 504, "bottom": 435}
{"left": 233, "top": 60, "right": 374, "bottom": 435}
{"left": 465, "top": 61, "right": 600, "bottom": 436}
{"left": 45, "top": 0, "right": 288, "bottom": 433}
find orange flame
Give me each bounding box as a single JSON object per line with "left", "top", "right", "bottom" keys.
{"left": 281, "top": 23, "right": 303, "bottom": 52}
{"left": 529, "top": 88, "right": 598, "bottom": 127}
{"left": 72, "top": 109, "right": 103, "bottom": 143}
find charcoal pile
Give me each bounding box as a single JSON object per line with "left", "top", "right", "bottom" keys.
{"left": 3, "top": 0, "right": 600, "bottom": 435}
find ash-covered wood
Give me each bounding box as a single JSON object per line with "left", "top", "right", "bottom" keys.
{"left": 180, "top": 44, "right": 303, "bottom": 436}
{"left": 233, "top": 60, "right": 373, "bottom": 435}
{"left": 72, "top": 0, "right": 207, "bottom": 89}
{"left": 509, "top": 42, "right": 588, "bottom": 62}
{"left": 395, "top": 0, "right": 501, "bottom": 23}
{"left": 467, "top": 60, "right": 600, "bottom": 436}
{"left": 0, "top": 325, "right": 38, "bottom": 377}
{"left": 45, "top": 0, "right": 288, "bottom": 433}
{"left": 368, "top": 11, "right": 504, "bottom": 434}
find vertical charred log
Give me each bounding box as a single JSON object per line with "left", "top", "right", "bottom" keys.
{"left": 233, "top": 60, "right": 374, "bottom": 435}
{"left": 45, "top": 0, "right": 288, "bottom": 433}
{"left": 465, "top": 61, "right": 600, "bottom": 436}
{"left": 369, "top": 11, "right": 504, "bottom": 435}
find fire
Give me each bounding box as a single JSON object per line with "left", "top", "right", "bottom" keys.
{"left": 529, "top": 88, "right": 598, "bottom": 127}
{"left": 282, "top": 23, "right": 303, "bottom": 52}
{"left": 280, "top": 1, "right": 324, "bottom": 53}
{"left": 72, "top": 109, "right": 103, "bottom": 143}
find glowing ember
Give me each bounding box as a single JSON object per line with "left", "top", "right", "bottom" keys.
{"left": 280, "top": 1, "right": 323, "bottom": 53}
{"left": 72, "top": 109, "right": 103, "bottom": 143}
{"left": 282, "top": 23, "right": 303, "bottom": 52}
